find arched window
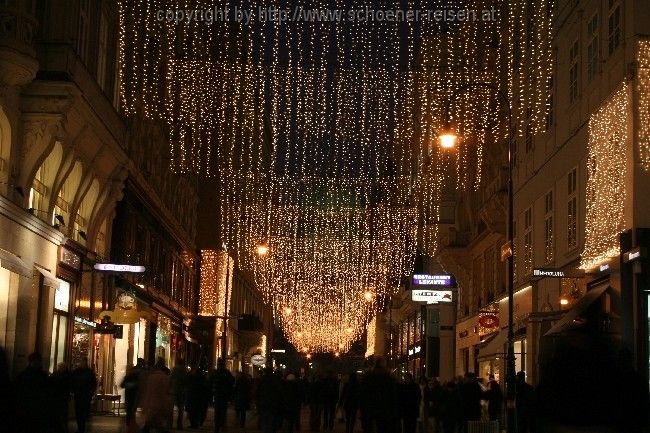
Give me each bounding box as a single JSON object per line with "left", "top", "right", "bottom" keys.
{"left": 29, "top": 141, "right": 63, "bottom": 215}
{"left": 54, "top": 160, "right": 83, "bottom": 227}
{"left": 74, "top": 178, "right": 100, "bottom": 243}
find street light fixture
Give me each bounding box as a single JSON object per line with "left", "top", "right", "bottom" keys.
{"left": 438, "top": 81, "right": 516, "bottom": 433}
{"left": 256, "top": 241, "right": 269, "bottom": 256}
{"left": 363, "top": 290, "right": 374, "bottom": 302}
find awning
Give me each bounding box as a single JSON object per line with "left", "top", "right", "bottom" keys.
{"left": 0, "top": 248, "right": 32, "bottom": 277}
{"left": 35, "top": 265, "right": 59, "bottom": 288}
{"left": 478, "top": 328, "right": 508, "bottom": 359}
{"left": 544, "top": 284, "right": 610, "bottom": 336}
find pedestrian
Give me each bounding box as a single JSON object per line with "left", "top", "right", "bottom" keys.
{"left": 51, "top": 362, "right": 71, "bottom": 433}
{"left": 400, "top": 373, "right": 421, "bottom": 433}
{"left": 283, "top": 372, "right": 304, "bottom": 433}
{"left": 458, "top": 373, "right": 481, "bottom": 432}
{"left": 483, "top": 374, "right": 502, "bottom": 423}
{"left": 14, "top": 352, "right": 51, "bottom": 433}
{"left": 234, "top": 370, "right": 253, "bottom": 430}
{"left": 340, "top": 372, "right": 361, "bottom": 433}
{"left": 429, "top": 378, "right": 444, "bottom": 433}
{"left": 211, "top": 358, "right": 235, "bottom": 433}
{"left": 418, "top": 377, "right": 432, "bottom": 433}
{"left": 186, "top": 365, "right": 207, "bottom": 428}
{"left": 321, "top": 370, "right": 339, "bottom": 431}
{"left": 120, "top": 357, "right": 145, "bottom": 430}
{"left": 0, "top": 346, "right": 14, "bottom": 433}
{"left": 71, "top": 358, "right": 97, "bottom": 433}
{"left": 170, "top": 358, "right": 189, "bottom": 429}
{"left": 360, "top": 357, "right": 398, "bottom": 433}
{"left": 257, "top": 367, "right": 283, "bottom": 433}
{"left": 141, "top": 357, "right": 173, "bottom": 433}
{"left": 440, "top": 381, "right": 461, "bottom": 433}
{"left": 515, "top": 371, "right": 535, "bottom": 433}
{"left": 308, "top": 373, "right": 324, "bottom": 432}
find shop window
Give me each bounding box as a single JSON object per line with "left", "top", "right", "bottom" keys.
{"left": 0, "top": 267, "right": 20, "bottom": 347}
{"left": 50, "top": 279, "right": 71, "bottom": 372}
{"left": 514, "top": 339, "right": 527, "bottom": 375}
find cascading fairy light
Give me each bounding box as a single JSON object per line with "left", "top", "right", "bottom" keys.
{"left": 580, "top": 83, "right": 630, "bottom": 270}
{"left": 119, "top": 0, "right": 554, "bottom": 352}
{"left": 637, "top": 40, "right": 650, "bottom": 171}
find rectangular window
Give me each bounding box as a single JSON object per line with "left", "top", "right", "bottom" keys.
{"left": 608, "top": 1, "right": 621, "bottom": 55}
{"left": 523, "top": 207, "right": 533, "bottom": 275}
{"left": 569, "top": 39, "right": 580, "bottom": 103}
{"left": 97, "top": 12, "right": 109, "bottom": 91}
{"left": 77, "top": 0, "right": 90, "bottom": 62}
{"left": 525, "top": 122, "right": 534, "bottom": 153}
{"left": 544, "top": 190, "right": 554, "bottom": 263}
{"left": 567, "top": 168, "right": 578, "bottom": 250}
{"left": 587, "top": 14, "right": 599, "bottom": 81}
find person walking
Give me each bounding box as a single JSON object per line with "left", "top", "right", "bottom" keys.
{"left": 141, "top": 357, "right": 173, "bottom": 433}
{"left": 234, "top": 370, "right": 253, "bottom": 430}
{"left": 399, "top": 373, "right": 421, "bottom": 433}
{"left": 51, "top": 362, "right": 71, "bottom": 433}
{"left": 418, "top": 377, "right": 432, "bottom": 433}
{"left": 71, "top": 358, "right": 97, "bottom": 433}
{"left": 360, "top": 357, "right": 398, "bottom": 433}
{"left": 321, "top": 370, "right": 339, "bottom": 432}
{"left": 283, "top": 373, "right": 304, "bottom": 433}
{"left": 458, "top": 373, "right": 481, "bottom": 432}
{"left": 186, "top": 365, "right": 207, "bottom": 428}
{"left": 211, "top": 358, "right": 235, "bottom": 433}
{"left": 170, "top": 358, "right": 189, "bottom": 429}
{"left": 429, "top": 378, "right": 444, "bottom": 433}
{"left": 257, "top": 367, "right": 283, "bottom": 433}
{"left": 515, "top": 371, "right": 535, "bottom": 433}
{"left": 340, "top": 372, "right": 361, "bottom": 433}
{"left": 121, "top": 358, "right": 145, "bottom": 430}
{"left": 440, "top": 381, "right": 461, "bottom": 433}
{"left": 483, "top": 374, "right": 502, "bottom": 423}
{"left": 15, "top": 353, "right": 51, "bottom": 433}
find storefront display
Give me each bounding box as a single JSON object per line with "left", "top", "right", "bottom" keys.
{"left": 49, "top": 278, "right": 71, "bottom": 372}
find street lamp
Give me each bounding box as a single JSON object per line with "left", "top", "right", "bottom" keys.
{"left": 438, "top": 82, "right": 516, "bottom": 433}
{"left": 256, "top": 241, "right": 269, "bottom": 256}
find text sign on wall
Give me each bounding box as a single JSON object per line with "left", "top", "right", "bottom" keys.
{"left": 532, "top": 268, "right": 584, "bottom": 278}
{"left": 411, "top": 274, "right": 455, "bottom": 288}
{"left": 94, "top": 263, "right": 146, "bottom": 273}
{"left": 411, "top": 289, "right": 453, "bottom": 304}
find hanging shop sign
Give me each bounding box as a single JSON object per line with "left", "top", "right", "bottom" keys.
{"left": 408, "top": 345, "right": 421, "bottom": 356}
{"left": 478, "top": 313, "right": 500, "bottom": 329}
{"left": 74, "top": 316, "right": 97, "bottom": 328}
{"left": 623, "top": 246, "right": 645, "bottom": 263}
{"left": 411, "top": 289, "right": 453, "bottom": 304}
{"left": 251, "top": 354, "right": 266, "bottom": 366}
{"left": 411, "top": 274, "right": 456, "bottom": 288}
{"left": 532, "top": 268, "right": 584, "bottom": 279}
{"left": 94, "top": 263, "right": 146, "bottom": 273}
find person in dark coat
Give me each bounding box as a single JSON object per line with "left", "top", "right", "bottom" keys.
{"left": 515, "top": 371, "right": 535, "bottom": 433}
{"left": 483, "top": 374, "right": 502, "bottom": 422}
{"left": 120, "top": 358, "right": 145, "bottom": 428}
{"left": 15, "top": 352, "right": 51, "bottom": 433}
{"left": 50, "top": 362, "right": 71, "bottom": 433}
{"left": 360, "top": 357, "right": 398, "bottom": 433}
{"left": 71, "top": 358, "right": 97, "bottom": 433}
{"left": 257, "top": 367, "right": 284, "bottom": 433}
{"left": 186, "top": 365, "right": 207, "bottom": 428}
{"left": 170, "top": 358, "right": 189, "bottom": 429}
{"left": 283, "top": 373, "right": 304, "bottom": 433}
{"left": 399, "top": 373, "right": 421, "bottom": 433}
{"left": 211, "top": 358, "right": 235, "bottom": 433}
{"left": 308, "top": 374, "right": 324, "bottom": 432}
{"left": 0, "top": 346, "right": 14, "bottom": 433}
{"left": 429, "top": 378, "right": 444, "bottom": 433}
{"left": 440, "top": 381, "right": 461, "bottom": 433}
{"left": 340, "top": 372, "right": 361, "bottom": 433}
{"left": 458, "top": 373, "right": 481, "bottom": 431}
{"left": 321, "top": 370, "right": 339, "bottom": 432}
{"left": 234, "top": 371, "right": 253, "bottom": 429}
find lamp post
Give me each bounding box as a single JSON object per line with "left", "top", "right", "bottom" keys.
{"left": 221, "top": 248, "right": 231, "bottom": 363}
{"left": 438, "top": 82, "right": 516, "bottom": 433}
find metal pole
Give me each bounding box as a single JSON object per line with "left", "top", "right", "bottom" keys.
{"left": 443, "top": 82, "right": 516, "bottom": 433}
{"left": 221, "top": 254, "right": 230, "bottom": 362}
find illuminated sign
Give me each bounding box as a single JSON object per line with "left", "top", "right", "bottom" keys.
{"left": 94, "top": 263, "right": 146, "bottom": 273}
{"left": 478, "top": 314, "right": 499, "bottom": 329}
{"left": 623, "top": 247, "right": 645, "bottom": 263}
{"left": 599, "top": 264, "right": 610, "bottom": 272}
{"left": 251, "top": 354, "right": 266, "bottom": 366}
{"left": 411, "top": 274, "right": 455, "bottom": 287}
{"left": 74, "top": 316, "right": 97, "bottom": 328}
{"left": 533, "top": 268, "right": 584, "bottom": 279}
{"left": 271, "top": 349, "right": 286, "bottom": 353}
{"left": 411, "top": 289, "right": 453, "bottom": 304}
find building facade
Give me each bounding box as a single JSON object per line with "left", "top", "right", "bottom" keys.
{"left": 0, "top": 0, "right": 200, "bottom": 398}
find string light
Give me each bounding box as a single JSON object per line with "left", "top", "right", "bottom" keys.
{"left": 637, "top": 40, "right": 650, "bottom": 171}
{"left": 580, "top": 83, "right": 629, "bottom": 269}
{"left": 119, "top": 0, "right": 554, "bottom": 352}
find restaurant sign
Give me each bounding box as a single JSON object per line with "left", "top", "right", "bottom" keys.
{"left": 411, "top": 289, "right": 453, "bottom": 304}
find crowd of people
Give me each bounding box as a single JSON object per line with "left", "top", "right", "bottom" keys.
{"left": 0, "top": 345, "right": 542, "bottom": 433}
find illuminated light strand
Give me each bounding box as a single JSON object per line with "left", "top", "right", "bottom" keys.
{"left": 580, "top": 82, "right": 629, "bottom": 270}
